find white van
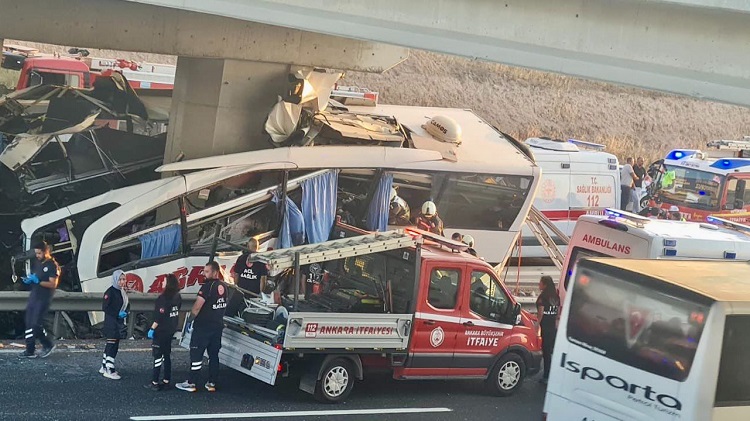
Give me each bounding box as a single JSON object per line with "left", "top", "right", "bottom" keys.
{"left": 522, "top": 137, "right": 620, "bottom": 258}
{"left": 558, "top": 210, "right": 750, "bottom": 303}
{"left": 544, "top": 257, "right": 750, "bottom": 421}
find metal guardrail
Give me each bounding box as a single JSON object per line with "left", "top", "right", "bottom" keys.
{"left": 0, "top": 291, "right": 198, "bottom": 311}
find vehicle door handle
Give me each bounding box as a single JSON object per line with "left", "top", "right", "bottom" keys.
{"left": 424, "top": 320, "right": 436, "bottom": 326}
{"left": 463, "top": 321, "right": 475, "bottom": 327}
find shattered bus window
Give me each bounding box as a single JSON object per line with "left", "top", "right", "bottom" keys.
{"left": 97, "top": 200, "right": 181, "bottom": 274}
{"left": 437, "top": 173, "right": 532, "bottom": 231}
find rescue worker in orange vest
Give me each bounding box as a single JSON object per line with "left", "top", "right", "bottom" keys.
{"left": 413, "top": 201, "right": 444, "bottom": 236}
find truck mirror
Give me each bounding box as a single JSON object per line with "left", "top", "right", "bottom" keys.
{"left": 513, "top": 303, "right": 522, "bottom": 324}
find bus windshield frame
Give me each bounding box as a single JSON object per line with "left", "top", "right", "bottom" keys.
{"left": 660, "top": 164, "right": 725, "bottom": 211}
{"left": 566, "top": 259, "right": 713, "bottom": 382}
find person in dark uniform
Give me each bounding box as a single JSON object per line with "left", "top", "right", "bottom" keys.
{"left": 413, "top": 201, "right": 444, "bottom": 236}
{"left": 388, "top": 188, "right": 411, "bottom": 226}
{"left": 231, "top": 238, "right": 268, "bottom": 295}
{"left": 100, "top": 269, "right": 129, "bottom": 379}
{"left": 226, "top": 238, "right": 269, "bottom": 317}
{"left": 177, "top": 261, "right": 227, "bottom": 393}
{"left": 145, "top": 274, "right": 182, "bottom": 391}
{"left": 19, "top": 241, "right": 60, "bottom": 359}
{"left": 536, "top": 275, "right": 560, "bottom": 385}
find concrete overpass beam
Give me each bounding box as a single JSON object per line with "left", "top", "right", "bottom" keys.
{"left": 0, "top": 0, "right": 407, "bottom": 73}
{"left": 127, "top": 0, "right": 750, "bottom": 106}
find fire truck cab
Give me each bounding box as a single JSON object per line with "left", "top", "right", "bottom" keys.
{"left": 181, "top": 224, "right": 541, "bottom": 403}
{"left": 658, "top": 138, "right": 750, "bottom": 222}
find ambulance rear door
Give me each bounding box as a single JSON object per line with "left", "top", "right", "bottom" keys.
{"left": 568, "top": 151, "right": 619, "bottom": 222}
{"left": 532, "top": 151, "right": 571, "bottom": 224}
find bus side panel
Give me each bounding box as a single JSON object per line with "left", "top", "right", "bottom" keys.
{"left": 547, "top": 266, "right": 721, "bottom": 421}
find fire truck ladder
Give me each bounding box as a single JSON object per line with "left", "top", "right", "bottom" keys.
{"left": 253, "top": 230, "right": 417, "bottom": 274}
{"left": 251, "top": 230, "right": 417, "bottom": 309}
{"left": 525, "top": 206, "right": 570, "bottom": 269}
{"left": 707, "top": 138, "right": 750, "bottom": 151}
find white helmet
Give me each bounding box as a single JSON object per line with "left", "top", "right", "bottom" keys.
{"left": 462, "top": 235, "right": 475, "bottom": 248}
{"left": 390, "top": 187, "right": 398, "bottom": 202}
{"left": 421, "top": 201, "right": 437, "bottom": 217}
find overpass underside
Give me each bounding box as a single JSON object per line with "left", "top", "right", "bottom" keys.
{"left": 1, "top": 0, "right": 749, "bottom": 164}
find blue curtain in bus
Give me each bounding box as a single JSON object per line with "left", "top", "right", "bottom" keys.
{"left": 272, "top": 192, "right": 305, "bottom": 249}
{"left": 366, "top": 172, "right": 394, "bottom": 232}
{"left": 139, "top": 224, "right": 181, "bottom": 260}
{"left": 301, "top": 170, "right": 339, "bottom": 244}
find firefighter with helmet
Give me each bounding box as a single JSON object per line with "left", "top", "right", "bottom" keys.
{"left": 413, "top": 201, "right": 444, "bottom": 236}
{"left": 668, "top": 205, "right": 686, "bottom": 221}
{"left": 462, "top": 234, "right": 478, "bottom": 257}
{"left": 388, "top": 187, "right": 411, "bottom": 226}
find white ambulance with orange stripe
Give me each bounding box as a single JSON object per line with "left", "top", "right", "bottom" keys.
{"left": 521, "top": 137, "right": 620, "bottom": 258}
{"left": 558, "top": 210, "right": 750, "bottom": 304}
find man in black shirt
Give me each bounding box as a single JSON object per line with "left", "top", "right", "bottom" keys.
{"left": 176, "top": 262, "right": 227, "bottom": 393}
{"left": 20, "top": 242, "right": 60, "bottom": 358}
{"left": 226, "top": 238, "right": 269, "bottom": 317}
{"left": 231, "top": 238, "right": 268, "bottom": 294}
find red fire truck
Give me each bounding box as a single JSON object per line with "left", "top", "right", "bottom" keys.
{"left": 181, "top": 223, "right": 542, "bottom": 403}
{"left": 2, "top": 43, "right": 174, "bottom": 91}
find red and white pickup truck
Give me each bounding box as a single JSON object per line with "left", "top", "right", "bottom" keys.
{"left": 182, "top": 223, "right": 542, "bottom": 403}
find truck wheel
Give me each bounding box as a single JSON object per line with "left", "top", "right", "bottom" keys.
{"left": 314, "top": 358, "right": 355, "bottom": 403}
{"left": 487, "top": 353, "right": 526, "bottom": 397}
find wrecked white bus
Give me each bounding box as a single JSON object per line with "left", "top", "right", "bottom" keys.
{"left": 18, "top": 105, "right": 540, "bottom": 324}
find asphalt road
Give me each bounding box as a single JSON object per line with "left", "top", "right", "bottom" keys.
{"left": 0, "top": 341, "right": 546, "bottom": 421}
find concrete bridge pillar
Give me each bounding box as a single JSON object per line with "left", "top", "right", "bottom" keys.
{"left": 164, "top": 57, "right": 291, "bottom": 163}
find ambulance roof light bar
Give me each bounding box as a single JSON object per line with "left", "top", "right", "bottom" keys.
{"left": 706, "top": 215, "right": 750, "bottom": 236}
{"left": 605, "top": 208, "right": 652, "bottom": 227}
{"left": 567, "top": 138, "right": 606, "bottom": 150}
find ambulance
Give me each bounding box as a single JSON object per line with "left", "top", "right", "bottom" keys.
{"left": 558, "top": 209, "right": 750, "bottom": 303}
{"left": 657, "top": 138, "right": 750, "bottom": 223}
{"left": 521, "top": 137, "right": 620, "bottom": 258}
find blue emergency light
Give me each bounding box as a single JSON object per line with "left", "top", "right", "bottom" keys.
{"left": 663, "top": 248, "right": 678, "bottom": 257}
{"left": 709, "top": 159, "right": 750, "bottom": 170}
{"left": 665, "top": 149, "right": 699, "bottom": 160}
{"left": 724, "top": 251, "right": 737, "bottom": 259}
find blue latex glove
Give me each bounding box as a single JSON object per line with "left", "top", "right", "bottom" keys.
{"left": 118, "top": 310, "right": 128, "bottom": 319}
{"left": 27, "top": 274, "right": 40, "bottom": 284}
{"left": 147, "top": 329, "right": 155, "bottom": 339}
{"left": 186, "top": 321, "right": 194, "bottom": 333}
{"left": 22, "top": 277, "right": 32, "bottom": 285}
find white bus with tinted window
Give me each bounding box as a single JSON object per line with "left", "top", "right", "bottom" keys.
{"left": 544, "top": 257, "right": 750, "bottom": 421}
{"left": 558, "top": 210, "right": 750, "bottom": 303}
